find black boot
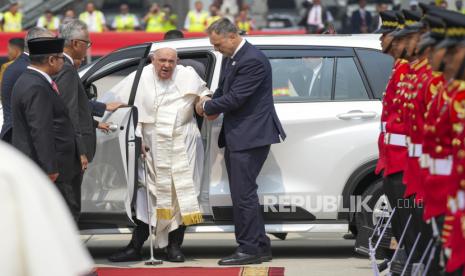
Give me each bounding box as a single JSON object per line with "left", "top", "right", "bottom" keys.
{"left": 108, "top": 220, "right": 149, "bottom": 262}
{"left": 166, "top": 225, "right": 186, "bottom": 262}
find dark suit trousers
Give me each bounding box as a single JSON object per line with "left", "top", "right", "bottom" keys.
{"left": 56, "top": 171, "right": 83, "bottom": 223}
{"left": 383, "top": 173, "right": 420, "bottom": 258}
{"left": 1, "top": 129, "right": 12, "bottom": 144}
{"left": 224, "top": 145, "right": 271, "bottom": 255}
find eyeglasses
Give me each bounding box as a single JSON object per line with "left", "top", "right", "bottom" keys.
{"left": 53, "top": 55, "right": 66, "bottom": 61}
{"left": 73, "top": 39, "right": 92, "bottom": 48}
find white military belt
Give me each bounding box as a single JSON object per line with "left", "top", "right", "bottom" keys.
{"left": 384, "top": 133, "right": 407, "bottom": 147}
{"left": 457, "top": 190, "right": 465, "bottom": 211}
{"left": 428, "top": 156, "right": 453, "bottom": 176}
{"left": 380, "top": 122, "right": 387, "bottom": 133}
{"left": 408, "top": 143, "right": 422, "bottom": 157}
{"left": 419, "top": 154, "right": 430, "bottom": 169}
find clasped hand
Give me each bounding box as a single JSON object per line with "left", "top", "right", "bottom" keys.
{"left": 195, "top": 96, "right": 219, "bottom": 121}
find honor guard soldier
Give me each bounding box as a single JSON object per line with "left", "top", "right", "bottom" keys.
{"left": 430, "top": 10, "right": 465, "bottom": 274}
{"left": 375, "top": 10, "right": 400, "bottom": 177}
{"left": 447, "top": 53, "right": 465, "bottom": 274}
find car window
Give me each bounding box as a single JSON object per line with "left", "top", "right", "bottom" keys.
{"left": 355, "top": 48, "right": 394, "bottom": 99}
{"left": 93, "top": 64, "right": 139, "bottom": 100}
{"left": 334, "top": 57, "right": 369, "bottom": 100}
{"left": 271, "top": 57, "right": 334, "bottom": 101}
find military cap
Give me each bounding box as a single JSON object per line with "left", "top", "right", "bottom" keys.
{"left": 27, "top": 37, "right": 64, "bottom": 56}
{"left": 418, "top": 14, "right": 446, "bottom": 52}
{"left": 374, "top": 10, "right": 399, "bottom": 34}
{"left": 393, "top": 9, "right": 423, "bottom": 37}
{"left": 435, "top": 9, "right": 465, "bottom": 48}
{"left": 391, "top": 11, "right": 406, "bottom": 37}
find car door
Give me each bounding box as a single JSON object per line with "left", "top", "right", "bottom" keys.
{"left": 79, "top": 44, "right": 151, "bottom": 230}
{"left": 207, "top": 46, "right": 389, "bottom": 222}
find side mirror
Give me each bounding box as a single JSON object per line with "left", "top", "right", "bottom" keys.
{"left": 86, "top": 83, "right": 98, "bottom": 99}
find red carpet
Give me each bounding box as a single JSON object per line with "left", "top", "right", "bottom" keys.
{"left": 96, "top": 267, "right": 285, "bottom": 276}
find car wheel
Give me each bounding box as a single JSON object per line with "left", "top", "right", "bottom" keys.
{"left": 354, "top": 178, "right": 394, "bottom": 259}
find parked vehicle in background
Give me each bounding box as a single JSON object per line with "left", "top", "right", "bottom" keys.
{"left": 76, "top": 34, "right": 393, "bottom": 252}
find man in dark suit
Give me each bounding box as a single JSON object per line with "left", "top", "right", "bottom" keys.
{"left": 350, "top": 0, "right": 373, "bottom": 33}
{"left": 1, "top": 27, "right": 53, "bottom": 143}
{"left": 54, "top": 20, "right": 123, "bottom": 222}
{"left": 196, "top": 18, "right": 286, "bottom": 265}
{"left": 11, "top": 37, "right": 81, "bottom": 222}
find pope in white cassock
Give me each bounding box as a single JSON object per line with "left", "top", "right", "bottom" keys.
{"left": 107, "top": 47, "right": 211, "bottom": 263}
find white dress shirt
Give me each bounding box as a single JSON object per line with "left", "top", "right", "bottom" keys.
{"left": 27, "top": 66, "right": 52, "bottom": 85}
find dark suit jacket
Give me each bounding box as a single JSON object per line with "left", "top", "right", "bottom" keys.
{"left": 12, "top": 69, "right": 80, "bottom": 181}
{"left": 54, "top": 56, "right": 99, "bottom": 161}
{"left": 1, "top": 53, "right": 29, "bottom": 140}
{"left": 350, "top": 9, "right": 373, "bottom": 33}
{"left": 204, "top": 41, "right": 286, "bottom": 152}
{"left": 89, "top": 99, "right": 106, "bottom": 117}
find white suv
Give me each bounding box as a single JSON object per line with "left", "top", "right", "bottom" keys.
{"left": 78, "top": 34, "right": 393, "bottom": 248}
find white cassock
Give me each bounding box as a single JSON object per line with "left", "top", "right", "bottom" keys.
{"left": 106, "top": 64, "right": 210, "bottom": 248}
{"left": 0, "top": 142, "right": 94, "bottom": 276}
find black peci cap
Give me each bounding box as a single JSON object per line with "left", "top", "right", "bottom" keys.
{"left": 27, "top": 37, "right": 64, "bottom": 56}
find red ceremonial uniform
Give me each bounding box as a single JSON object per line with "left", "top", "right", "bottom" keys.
{"left": 444, "top": 81, "right": 465, "bottom": 272}
{"left": 376, "top": 59, "right": 409, "bottom": 175}
{"left": 383, "top": 59, "right": 410, "bottom": 177}
{"left": 402, "top": 57, "right": 432, "bottom": 200}
{"left": 423, "top": 79, "right": 458, "bottom": 220}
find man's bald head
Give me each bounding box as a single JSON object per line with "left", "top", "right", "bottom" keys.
{"left": 151, "top": 47, "right": 177, "bottom": 80}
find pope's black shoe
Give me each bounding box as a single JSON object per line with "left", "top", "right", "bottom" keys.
{"left": 218, "top": 252, "right": 262, "bottom": 265}
{"left": 166, "top": 244, "right": 185, "bottom": 262}
{"left": 107, "top": 247, "right": 142, "bottom": 262}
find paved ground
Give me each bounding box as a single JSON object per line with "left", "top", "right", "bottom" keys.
{"left": 84, "top": 232, "right": 374, "bottom": 276}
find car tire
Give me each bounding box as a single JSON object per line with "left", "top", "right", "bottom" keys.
{"left": 354, "top": 178, "right": 394, "bottom": 260}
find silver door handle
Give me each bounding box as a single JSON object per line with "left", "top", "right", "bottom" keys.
{"left": 337, "top": 111, "right": 377, "bottom": 120}
{"left": 108, "top": 124, "right": 119, "bottom": 132}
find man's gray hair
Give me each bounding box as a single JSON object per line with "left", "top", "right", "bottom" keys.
{"left": 25, "top": 27, "right": 53, "bottom": 53}
{"left": 59, "top": 19, "right": 88, "bottom": 47}
{"left": 206, "top": 18, "right": 238, "bottom": 36}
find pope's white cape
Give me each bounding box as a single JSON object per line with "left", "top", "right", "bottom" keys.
{"left": 105, "top": 64, "right": 210, "bottom": 123}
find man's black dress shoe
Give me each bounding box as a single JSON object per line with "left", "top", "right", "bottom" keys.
{"left": 259, "top": 250, "right": 272, "bottom": 262}
{"left": 166, "top": 245, "right": 185, "bottom": 262}
{"left": 218, "top": 252, "right": 262, "bottom": 265}
{"left": 108, "top": 247, "right": 142, "bottom": 262}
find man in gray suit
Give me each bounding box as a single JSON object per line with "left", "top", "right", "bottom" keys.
{"left": 54, "top": 19, "right": 123, "bottom": 221}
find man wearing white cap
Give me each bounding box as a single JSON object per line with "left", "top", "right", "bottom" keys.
{"left": 107, "top": 46, "right": 210, "bottom": 263}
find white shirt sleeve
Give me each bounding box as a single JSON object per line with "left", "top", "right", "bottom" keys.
{"left": 133, "top": 15, "right": 140, "bottom": 28}
{"left": 111, "top": 17, "right": 117, "bottom": 29}
{"left": 184, "top": 12, "right": 190, "bottom": 29}
{"left": 36, "top": 17, "right": 43, "bottom": 27}
{"left": 100, "top": 11, "right": 106, "bottom": 24}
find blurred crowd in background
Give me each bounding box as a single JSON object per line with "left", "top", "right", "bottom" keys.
{"left": 0, "top": 0, "right": 464, "bottom": 36}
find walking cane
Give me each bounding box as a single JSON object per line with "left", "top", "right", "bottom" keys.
{"left": 142, "top": 153, "right": 163, "bottom": 265}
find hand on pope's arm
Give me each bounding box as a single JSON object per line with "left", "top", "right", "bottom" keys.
{"left": 106, "top": 102, "right": 126, "bottom": 112}
{"left": 195, "top": 96, "right": 210, "bottom": 116}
